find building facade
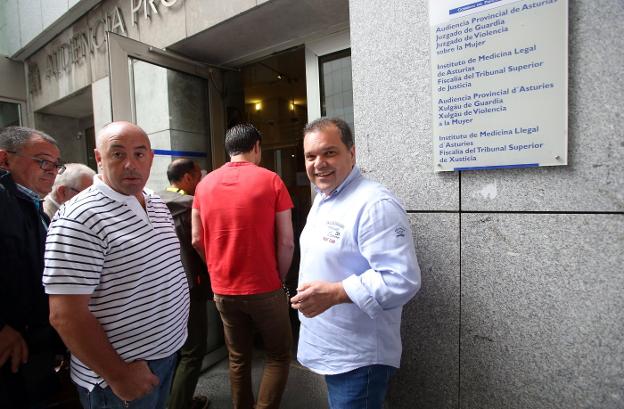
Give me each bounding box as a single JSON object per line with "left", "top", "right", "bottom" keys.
{"left": 1, "top": 0, "right": 622, "bottom": 408}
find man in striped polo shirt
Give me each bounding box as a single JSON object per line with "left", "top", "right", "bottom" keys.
{"left": 44, "top": 121, "right": 190, "bottom": 409}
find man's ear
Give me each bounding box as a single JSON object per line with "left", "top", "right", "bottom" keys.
{"left": 94, "top": 149, "right": 102, "bottom": 170}
{"left": 56, "top": 185, "right": 67, "bottom": 201}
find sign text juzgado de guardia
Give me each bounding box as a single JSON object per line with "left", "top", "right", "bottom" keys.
{"left": 429, "top": 0, "right": 568, "bottom": 172}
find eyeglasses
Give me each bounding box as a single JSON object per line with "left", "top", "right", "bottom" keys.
{"left": 7, "top": 151, "right": 66, "bottom": 174}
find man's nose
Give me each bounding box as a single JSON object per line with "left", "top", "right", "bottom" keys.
{"left": 123, "top": 157, "right": 137, "bottom": 169}
{"left": 314, "top": 156, "right": 327, "bottom": 169}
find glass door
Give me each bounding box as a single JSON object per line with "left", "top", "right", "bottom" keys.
{"left": 108, "top": 32, "right": 226, "bottom": 189}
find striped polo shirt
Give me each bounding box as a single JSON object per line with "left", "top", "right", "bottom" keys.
{"left": 43, "top": 175, "right": 189, "bottom": 391}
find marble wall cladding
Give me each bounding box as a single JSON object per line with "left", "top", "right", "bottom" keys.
{"left": 41, "top": 0, "right": 67, "bottom": 28}
{"left": 132, "top": 60, "right": 170, "bottom": 135}
{"left": 85, "top": 3, "right": 133, "bottom": 83}
{"left": 349, "top": 0, "right": 458, "bottom": 211}
{"left": 135, "top": 0, "right": 186, "bottom": 49}
{"left": 3, "top": 0, "right": 21, "bottom": 55}
{"left": 147, "top": 129, "right": 172, "bottom": 151}
{"left": 34, "top": 112, "right": 87, "bottom": 164}
{"left": 92, "top": 76, "right": 111, "bottom": 133}
{"left": 166, "top": 70, "right": 209, "bottom": 134}
{"left": 460, "top": 213, "right": 624, "bottom": 409}
{"left": 0, "top": 57, "right": 26, "bottom": 100}
{"left": 184, "top": 0, "right": 256, "bottom": 38}
{"left": 169, "top": 129, "right": 209, "bottom": 155}
{"left": 147, "top": 154, "right": 172, "bottom": 192}
{"left": 17, "top": 0, "right": 42, "bottom": 46}
{"left": 3, "top": 0, "right": 86, "bottom": 55}
{"left": 28, "top": 18, "right": 93, "bottom": 112}
{"left": 0, "top": 0, "right": 8, "bottom": 55}
{"left": 461, "top": 1, "right": 624, "bottom": 212}
{"left": 387, "top": 213, "right": 460, "bottom": 409}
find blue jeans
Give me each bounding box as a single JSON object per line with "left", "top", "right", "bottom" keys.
{"left": 76, "top": 354, "right": 177, "bottom": 409}
{"left": 325, "top": 365, "right": 396, "bottom": 409}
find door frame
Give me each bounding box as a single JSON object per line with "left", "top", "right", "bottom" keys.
{"left": 304, "top": 29, "right": 351, "bottom": 122}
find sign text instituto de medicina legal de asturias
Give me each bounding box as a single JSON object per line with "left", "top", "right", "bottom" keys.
{"left": 429, "top": 0, "right": 568, "bottom": 171}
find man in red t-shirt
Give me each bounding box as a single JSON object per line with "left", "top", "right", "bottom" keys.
{"left": 191, "top": 123, "right": 294, "bottom": 409}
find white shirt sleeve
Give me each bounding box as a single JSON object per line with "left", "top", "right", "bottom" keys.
{"left": 43, "top": 216, "right": 105, "bottom": 294}
{"left": 342, "top": 198, "right": 421, "bottom": 319}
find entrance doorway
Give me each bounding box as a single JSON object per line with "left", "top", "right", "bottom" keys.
{"left": 235, "top": 47, "right": 311, "bottom": 336}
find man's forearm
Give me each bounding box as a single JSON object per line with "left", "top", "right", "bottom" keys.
{"left": 192, "top": 241, "right": 206, "bottom": 263}
{"left": 49, "top": 296, "right": 126, "bottom": 384}
{"left": 191, "top": 209, "right": 206, "bottom": 262}
{"left": 277, "top": 241, "right": 294, "bottom": 281}
{"left": 49, "top": 295, "right": 160, "bottom": 401}
{"left": 274, "top": 209, "right": 294, "bottom": 281}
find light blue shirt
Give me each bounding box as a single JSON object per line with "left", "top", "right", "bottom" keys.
{"left": 297, "top": 166, "right": 421, "bottom": 375}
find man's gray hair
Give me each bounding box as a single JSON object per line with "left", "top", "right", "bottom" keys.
{"left": 52, "top": 163, "right": 95, "bottom": 191}
{"left": 0, "top": 126, "right": 58, "bottom": 151}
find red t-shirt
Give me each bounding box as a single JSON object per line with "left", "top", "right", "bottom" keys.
{"left": 193, "top": 161, "right": 293, "bottom": 295}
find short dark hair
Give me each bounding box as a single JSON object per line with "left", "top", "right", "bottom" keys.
{"left": 166, "top": 158, "right": 197, "bottom": 183}
{"left": 225, "top": 123, "right": 262, "bottom": 156}
{"left": 303, "top": 117, "right": 354, "bottom": 149}
{"left": 0, "top": 126, "right": 58, "bottom": 151}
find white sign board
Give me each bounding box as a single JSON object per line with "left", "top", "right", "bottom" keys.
{"left": 430, "top": 0, "right": 568, "bottom": 171}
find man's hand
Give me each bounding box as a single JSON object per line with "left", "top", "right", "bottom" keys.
{"left": 0, "top": 325, "right": 28, "bottom": 373}
{"left": 290, "top": 281, "right": 351, "bottom": 318}
{"left": 108, "top": 360, "right": 160, "bottom": 402}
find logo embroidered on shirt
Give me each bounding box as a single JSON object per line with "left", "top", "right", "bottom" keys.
{"left": 323, "top": 221, "right": 344, "bottom": 244}
{"left": 395, "top": 226, "right": 406, "bottom": 238}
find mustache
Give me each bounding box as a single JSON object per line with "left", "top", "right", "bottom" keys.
{"left": 122, "top": 171, "right": 143, "bottom": 178}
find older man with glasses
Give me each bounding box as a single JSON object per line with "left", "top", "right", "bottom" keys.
{"left": 0, "top": 126, "right": 67, "bottom": 408}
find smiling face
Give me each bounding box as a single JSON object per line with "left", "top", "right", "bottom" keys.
{"left": 303, "top": 124, "right": 355, "bottom": 195}
{"left": 94, "top": 122, "right": 153, "bottom": 199}
{"left": 2, "top": 135, "right": 61, "bottom": 197}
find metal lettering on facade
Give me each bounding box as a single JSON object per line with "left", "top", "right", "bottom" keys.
{"left": 131, "top": 0, "right": 180, "bottom": 24}
{"left": 32, "top": 0, "right": 182, "bottom": 86}
{"left": 28, "top": 63, "right": 41, "bottom": 95}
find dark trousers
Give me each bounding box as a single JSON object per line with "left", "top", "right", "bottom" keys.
{"left": 0, "top": 353, "right": 59, "bottom": 409}
{"left": 214, "top": 289, "right": 292, "bottom": 409}
{"left": 167, "top": 278, "right": 211, "bottom": 409}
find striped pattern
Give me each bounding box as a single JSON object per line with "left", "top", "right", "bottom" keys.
{"left": 43, "top": 184, "right": 189, "bottom": 391}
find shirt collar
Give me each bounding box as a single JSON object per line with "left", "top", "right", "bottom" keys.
{"left": 226, "top": 161, "right": 255, "bottom": 167}
{"left": 93, "top": 174, "right": 150, "bottom": 203}
{"left": 166, "top": 186, "right": 186, "bottom": 195}
{"left": 316, "top": 165, "right": 361, "bottom": 200}
{"left": 16, "top": 183, "right": 43, "bottom": 202}
{"left": 46, "top": 195, "right": 61, "bottom": 208}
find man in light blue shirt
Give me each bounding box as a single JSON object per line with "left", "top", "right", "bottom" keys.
{"left": 291, "top": 117, "right": 421, "bottom": 409}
